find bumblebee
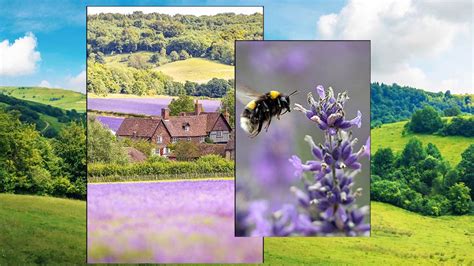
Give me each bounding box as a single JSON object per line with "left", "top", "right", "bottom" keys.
{"left": 239, "top": 88, "right": 297, "bottom": 137}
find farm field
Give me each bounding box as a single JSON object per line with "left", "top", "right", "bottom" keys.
{"left": 265, "top": 201, "right": 474, "bottom": 264}
{"left": 371, "top": 120, "right": 473, "bottom": 165}
{"left": 0, "top": 86, "right": 86, "bottom": 112}
{"left": 154, "top": 58, "right": 234, "bottom": 83}
{"left": 104, "top": 51, "right": 154, "bottom": 67}
{"left": 0, "top": 194, "right": 86, "bottom": 264}
{"left": 87, "top": 179, "right": 262, "bottom": 263}
{"left": 95, "top": 116, "right": 124, "bottom": 132}
{"left": 87, "top": 97, "right": 221, "bottom": 116}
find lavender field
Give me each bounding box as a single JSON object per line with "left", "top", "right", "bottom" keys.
{"left": 96, "top": 116, "right": 124, "bottom": 132}
{"left": 88, "top": 98, "right": 221, "bottom": 116}
{"left": 87, "top": 180, "right": 262, "bottom": 263}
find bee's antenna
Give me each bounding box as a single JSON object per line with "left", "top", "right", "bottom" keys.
{"left": 288, "top": 90, "right": 298, "bottom": 97}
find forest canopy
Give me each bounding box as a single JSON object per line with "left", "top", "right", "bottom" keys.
{"left": 87, "top": 12, "right": 263, "bottom": 65}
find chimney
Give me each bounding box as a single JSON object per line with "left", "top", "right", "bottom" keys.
{"left": 161, "top": 108, "right": 170, "bottom": 120}
{"left": 195, "top": 100, "right": 202, "bottom": 115}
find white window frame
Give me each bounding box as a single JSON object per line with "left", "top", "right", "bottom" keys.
{"left": 200, "top": 136, "right": 205, "bottom": 143}
{"left": 157, "top": 135, "right": 163, "bottom": 144}
{"left": 187, "top": 137, "right": 191, "bottom": 141}
{"left": 172, "top": 137, "right": 177, "bottom": 143}
{"left": 216, "top": 131, "right": 222, "bottom": 137}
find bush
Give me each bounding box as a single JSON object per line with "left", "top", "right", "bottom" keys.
{"left": 408, "top": 106, "right": 444, "bottom": 134}
{"left": 444, "top": 106, "right": 461, "bottom": 116}
{"left": 88, "top": 159, "right": 234, "bottom": 178}
{"left": 448, "top": 183, "right": 471, "bottom": 215}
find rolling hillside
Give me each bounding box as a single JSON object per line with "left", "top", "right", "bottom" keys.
{"left": 0, "top": 86, "right": 86, "bottom": 112}
{"left": 0, "top": 93, "right": 84, "bottom": 136}
{"left": 265, "top": 202, "right": 474, "bottom": 265}
{"left": 154, "top": 58, "right": 234, "bottom": 83}
{"left": 371, "top": 120, "right": 473, "bottom": 165}
{"left": 0, "top": 194, "right": 86, "bottom": 264}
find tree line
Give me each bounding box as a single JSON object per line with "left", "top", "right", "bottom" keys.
{"left": 371, "top": 82, "right": 472, "bottom": 127}
{"left": 406, "top": 105, "right": 474, "bottom": 137}
{"left": 87, "top": 12, "right": 263, "bottom": 65}
{"left": 87, "top": 61, "right": 233, "bottom": 97}
{"left": 0, "top": 108, "right": 86, "bottom": 200}
{"left": 372, "top": 140, "right": 472, "bottom": 216}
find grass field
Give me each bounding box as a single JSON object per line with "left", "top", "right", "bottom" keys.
{"left": 0, "top": 194, "right": 86, "bottom": 264}
{"left": 0, "top": 86, "right": 86, "bottom": 112}
{"left": 154, "top": 58, "right": 234, "bottom": 83}
{"left": 371, "top": 120, "right": 473, "bottom": 166}
{"left": 104, "top": 51, "right": 154, "bottom": 67}
{"left": 264, "top": 202, "right": 474, "bottom": 265}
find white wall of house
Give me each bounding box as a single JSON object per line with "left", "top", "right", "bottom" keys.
{"left": 209, "top": 130, "right": 230, "bottom": 143}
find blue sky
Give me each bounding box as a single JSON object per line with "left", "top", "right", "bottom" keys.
{"left": 0, "top": 0, "right": 471, "bottom": 94}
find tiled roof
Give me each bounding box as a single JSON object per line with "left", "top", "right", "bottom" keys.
{"left": 117, "top": 111, "right": 231, "bottom": 138}
{"left": 116, "top": 117, "right": 160, "bottom": 137}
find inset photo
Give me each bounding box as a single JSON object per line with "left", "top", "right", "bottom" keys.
{"left": 235, "top": 41, "right": 371, "bottom": 237}
{"left": 86, "top": 6, "right": 263, "bottom": 263}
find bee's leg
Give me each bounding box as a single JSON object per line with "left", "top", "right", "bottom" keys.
{"left": 265, "top": 115, "right": 272, "bottom": 131}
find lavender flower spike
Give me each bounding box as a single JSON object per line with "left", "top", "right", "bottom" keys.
{"left": 241, "top": 85, "right": 369, "bottom": 237}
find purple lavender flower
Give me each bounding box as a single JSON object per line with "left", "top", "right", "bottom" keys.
{"left": 243, "top": 85, "right": 370, "bottom": 237}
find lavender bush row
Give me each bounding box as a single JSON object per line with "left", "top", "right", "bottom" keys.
{"left": 242, "top": 85, "right": 370, "bottom": 236}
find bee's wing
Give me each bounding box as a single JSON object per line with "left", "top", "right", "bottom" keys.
{"left": 236, "top": 84, "right": 261, "bottom": 105}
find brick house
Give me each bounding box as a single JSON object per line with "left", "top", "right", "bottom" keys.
{"left": 116, "top": 102, "right": 232, "bottom": 156}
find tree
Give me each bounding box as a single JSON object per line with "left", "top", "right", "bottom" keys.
{"left": 373, "top": 148, "right": 394, "bottom": 177}
{"left": 448, "top": 183, "right": 471, "bottom": 214}
{"left": 53, "top": 123, "right": 86, "bottom": 186}
{"left": 426, "top": 143, "right": 442, "bottom": 160}
{"left": 128, "top": 54, "right": 150, "bottom": 69}
{"left": 221, "top": 89, "right": 235, "bottom": 127}
{"left": 458, "top": 144, "right": 474, "bottom": 198}
{"left": 400, "top": 138, "right": 426, "bottom": 166}
{"left": 173, "top": 141, "right": 199, "bottom": 161}
{"left": 444, "top": 106, "right": 461, "bottom": 116}
{"left": 87, "top": 117, "right": 128, "bottom": 164}
{"left": 168, "top": 95, "right": 195, "bottom": 116}
{"left": 184, "top": 81, "right": 197, "bottom": 95}
{"left": 179, "top": 50, "right": 190, "bottom": 60}
{"left": 169, "top": 50, "right": 180, "bottom": 61}
{"left": 408, "top": 106, "right": 443, "bottom": 133}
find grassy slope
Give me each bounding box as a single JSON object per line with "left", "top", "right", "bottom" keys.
{"left": 265, "top": 202, "right": 474, "bottom": 265}
{"left": 0, "top": 194, "right": 86, "bottom": 264}
{"left": 154, "top": 58, "right": 234, "bottom": 83}
{"left": 0, "top": 86, "right": 86, "bottom": 112}
{"left": 371, "top": 120, "right": 473, "bottom": 166}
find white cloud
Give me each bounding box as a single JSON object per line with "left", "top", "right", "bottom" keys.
{"left": 317, "top": 0, "right": 472, "bottom": 93}
{"left": 38, "top": 80, "right": 51, "bottom": 88}
{"left": 0, "top": 33, "right": 41, "bottom": 76}
{"left": 65, "top": 70, "right": 86, "bottom": 93}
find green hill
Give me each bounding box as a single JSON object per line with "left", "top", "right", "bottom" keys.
{"left": 371, "top": 120, "right": 472, "bottom": 165}
{"left": 0, "top": 93, "right": 84, "bottom": 136}
{"left": 0, "top": 194, "right": 86, "bottom": 264}
{"left": 154, "top": 58, "right": 234, "bottom": 83}
{"left": 264, "top": 202, "right": 474, "bottom": 265}
{"left": 0, "top": 86, "right": 86, "bottom": 112}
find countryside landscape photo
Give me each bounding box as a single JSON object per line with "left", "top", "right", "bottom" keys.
{"left": 86, "top": 6, "right": 263, "bottom": 263}
{"left": 0, "top": 86, "right": 86, "bottom": 264}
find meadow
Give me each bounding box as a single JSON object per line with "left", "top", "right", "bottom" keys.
{"left": 87, "top": 179, "right": 262, "bottom": 263}
{"left": 264, "top": 201, "right": 474, "bottom": 264}
{"left": 0, "top": 86, "right": 86, "bottom": 112}
{"left": 154, "top": 58, "right": 234, "bottom": 83}
{"left": 87, "top": 97, "right": 221, "bottom": 116}
{"left": 0, "top": 194, "right": 86, "bottom": 264}
{"left": 371, "top": 120, "right": 473, "bottom": 165}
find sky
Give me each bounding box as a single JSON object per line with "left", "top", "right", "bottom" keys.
{"left": 0, "top": 0, "right": 472, "bottom": 94}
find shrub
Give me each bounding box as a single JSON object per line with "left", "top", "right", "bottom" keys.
{"left": 408, "top": 106, "right": 443, "bottom": 133}
{"left": 448, "top": 183, "right": 471, "bottom": 215}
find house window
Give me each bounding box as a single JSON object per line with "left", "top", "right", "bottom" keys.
{"left": 157, "top": 136, "right": 162, "bottom": 144}
{"left": 172, "top": 137, "right": 177, "bottom": 143}
{"left": 187, "top": 137, "right": 191, "bottom": 141}
{"left": 200, "top": 136, "right": 205, "bottom": 143}
{"left": 184, "top": 126, "right": 189, "bottom": 131}
{"left": 216, "top": 131, "right": 222, "bottom": 137}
